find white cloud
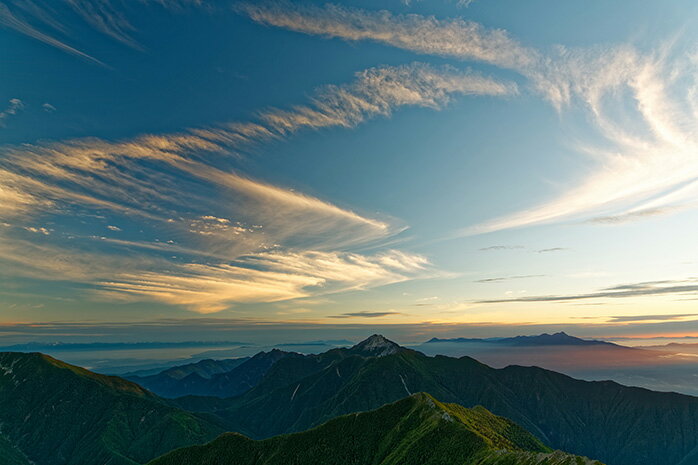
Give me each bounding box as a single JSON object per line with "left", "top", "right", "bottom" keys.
{"left": 96, "top": 249, "right": 430, "bottom": 313}
{"left": 465, "top": 45, "right": 698, "bottom": 234}
{"left": 0, "top": 98, "right": 24, "bottom": 127}
{"left": 1, "top": 63, "right": 494, "bottom": 312}
{"left": 238, "top": 3, "right": 698, "bottom": 234}
{"left": 0, "top": 63, "right": 512, "bottom": 247}
{"left": 239, "top": 2, "right": 537, "bottom": 71}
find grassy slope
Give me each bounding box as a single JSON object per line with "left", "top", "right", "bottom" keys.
{"left": 195, "top": 348, "right": 698, "bottom": 465}
{"left": 0, "top": 352, "right": 223, "bottom": 465}
{"left": 149, "top": 393, "right": 601, "bottom": 465}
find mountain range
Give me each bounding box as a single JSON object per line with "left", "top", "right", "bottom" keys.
{"left": 3, "top": 335, "right": 698, "bottom": 465}
{"left": 173, "top": 335, "right": 698, "bottom": 465}
{"left": 150, "top": 393, "right": 602, "bottom": 465}
{"left": 425, "top": 332, "right": 615, "bottom": 346}
{"left": 127, "top": 350, "right": 288, "bottom": 398}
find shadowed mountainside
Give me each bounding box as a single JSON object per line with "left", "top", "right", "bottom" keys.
{"left": 0, "top": 352, "right": 223, "bottom": 465}
{"left": 127, "top": 351, "right": 289, "bottom": 398}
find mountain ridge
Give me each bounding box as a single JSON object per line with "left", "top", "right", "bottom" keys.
{"left": 0, "top": 352, "right": 223, "bottom": 465}
{"left": 175, "top": 335, "right": 698, "bottom": 465}
{"left": 149, "top": 393, "right": 602, "bottom": 465}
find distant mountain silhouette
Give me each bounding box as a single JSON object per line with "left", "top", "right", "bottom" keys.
{"left": 426, "top": 332, "right": 615, "bottom": 346}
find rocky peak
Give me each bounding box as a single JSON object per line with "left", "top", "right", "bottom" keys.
{"left": 350, "top": 334, "right": 401, "bottom": 357}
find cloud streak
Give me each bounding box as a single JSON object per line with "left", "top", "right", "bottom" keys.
{"left": 479, "top": 279, "right": 698, "bottom": 303}
{"left": 608, "top": 314, "right": 698, "bottom": 323}
{"left": 475, "top": 274, "right": 544, "bottom": 283}
{"left": 0, "top": 2, "right": 105, "bottom": 65}
{"left": 0, "top": 0, "right": 215, "bottom": 62}
{"left": 242, "top": 3, "right": 698, "bottom": 235}
{"left": 239, "top": 2, "right": 537, "bottom": 71}
{"left": 97, "top": 250, "right": 428, "bottom": 314}
{"left": 461, "top": 45, "right": 698, "bottom": 235}
{"left": 1, "top": 63, "right": 502, "bottom": 312}
{"left": 0, "top": 98, "right": 24, "bottom": 127}
{"left": 329, "top": 310, "right": 405, "bottom": 319}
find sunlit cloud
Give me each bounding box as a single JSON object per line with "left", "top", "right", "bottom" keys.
{"left": 0, "top": 62, "right": 499, "bottom": 313}
{"left": 242, "top": 3, "right": 698, "bottom": 235}
{"left": 96, "top": 249, "right": 429, "bottom": 314}
{"left": 238, "top": 2, "right": 537, "bottom": 70}
{"left": 466, "top": 45, "right": 698, "bottom": 234}
{"left": 0, "top": 63, "right": 513, "bottom": 249}
{"left": 0, "top": 98, "right": 24, "bottom": 127}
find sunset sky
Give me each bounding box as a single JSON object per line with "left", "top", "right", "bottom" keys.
{"left": 2, "top": 0, "right": 698, "bottom": 343}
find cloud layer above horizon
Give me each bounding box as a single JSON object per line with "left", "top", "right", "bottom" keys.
{"left": 2, "top": 0, "right": 698, "bottom": 333}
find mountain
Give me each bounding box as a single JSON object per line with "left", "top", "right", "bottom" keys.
{"left": 177, "top": 335, "right": 698, "bottom": 465}
{"left": 349, "top": 333, "right": 401, "bottom": 356}
{"left": 145, "top": 358, "right": 250, "bottom": 379}
{"left": 126, "top": 357, "right": 250, "bottom": 398}
{"left": 426, "top": 332, "right": 614, "bottom": 346}
{"left": 417, "top": 332, "right": 672, "bottom": 388}
{"left": 0, "top": 352, "right": 223, "bottom": 465}
{"left": 129, "top": 350, "right": 289, "bottom": 398}
{"left": 149, "top": 393, "right": 602, "bottom": 465}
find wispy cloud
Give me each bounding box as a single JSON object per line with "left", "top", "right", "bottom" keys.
{"left": 64, "top": 0, "right": 140, "bottom": 49}
{"left": 463, "top": 45, "right": 698, "bottom": 235}
{"left": 587, "top": 207, "right": 678, "bottom": 225}
{"left": 0, "top": 63, "right": 513, "bottom": 231}
{"left": 242, "top": 3, "right": 698, "bottom": 235}
{"left": 607, "top": 314, "right": 698, "bottom": 323}
{"left": 0, "top": 98, "right": 24, "bottom": 127}
{"left": 0, "top": 0, "right": 210, "bottom": 63}
{"left": 475, "top": 274, "right": 544, "bottom": 283}
{"left": 536, "top": 247, "right": 566, "bottom": 253}
{"left": 239, "top": 2, "right": 537, "bottom": 70}
{"left": 479, "top": 245, "right": 524, "bottom": 251}
{"left": 480, "top": 279, "right": 698, "bottom": 303}
{"left": 1, "top": 63, "right": 498, "bottom": 312}
{"left": 329, "top": 310, "right": 405, "bottom": 319}
{"left": 0, "top": 2, "right": 105, "bottom": 65}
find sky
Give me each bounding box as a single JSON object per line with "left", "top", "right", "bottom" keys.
{"left": 1, "top": 0, "right": 698, "bottom": 344}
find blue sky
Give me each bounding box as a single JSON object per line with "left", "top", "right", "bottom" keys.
{"left": 2, "top": 0, "right": 698, "bottom": 343}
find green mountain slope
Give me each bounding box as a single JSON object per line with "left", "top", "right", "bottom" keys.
{"left": 0, "top": 432, "right": 31, "bottom": 465}
{"left": 180, "top": 335, "right": 698, "bottom": 465}
{"left": 150, "top": 393, "right": 601, "bottom": 465}
{"left": 0, "top": 352, "right": 223, "bottom": 465}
